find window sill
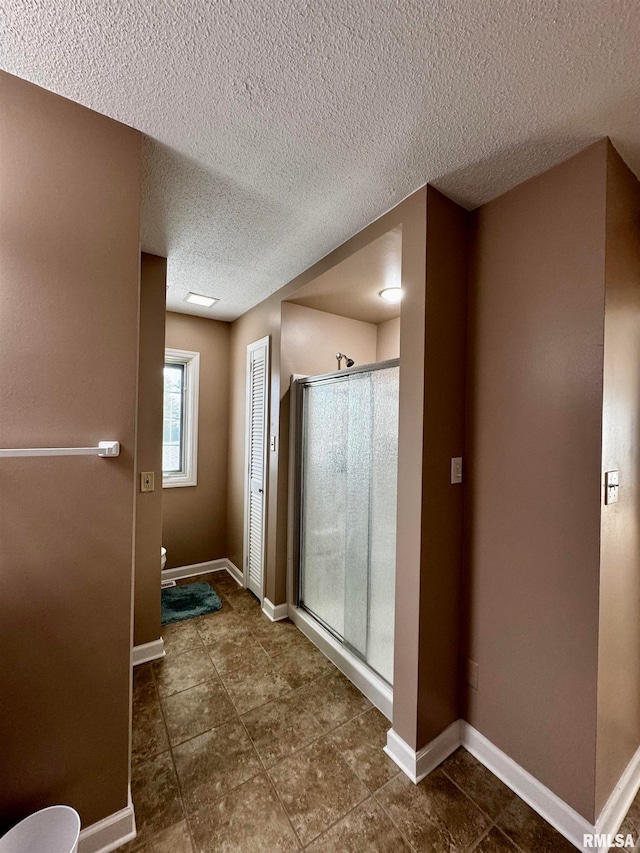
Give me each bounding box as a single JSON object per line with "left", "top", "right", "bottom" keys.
{"left": 162, "top": 475, "right": 197, "bottom": 489}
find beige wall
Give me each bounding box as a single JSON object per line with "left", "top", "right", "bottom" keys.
{"left": 281, "top": 302, "right": 378, "bottom": 376}
{"left": 465, "top": 143, "right": 608, "bottom": 820}
{"left": 134, "top": 254, "right": 166, "bottom": 646}
{"left": 376, "top": 316, "right": 401, "bottom": 361}
{"left": 596, "top": 144, "right": 640, "bottom": 813}
{"left": 162, "top": 312, "right": 230, "bottom": 568}
{"left": 0, "top": 72, "right": 141, "bottom": 830}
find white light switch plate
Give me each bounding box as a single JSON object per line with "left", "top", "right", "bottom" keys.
{"left": 605, "top": 470, "right": 619, "bottom": 505}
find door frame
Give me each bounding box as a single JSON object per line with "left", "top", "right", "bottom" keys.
{"left": 242, "top": 335, "right": 270, "bottom": 600}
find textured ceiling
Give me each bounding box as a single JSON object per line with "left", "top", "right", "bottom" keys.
{"left": 287, "top": 227, "right": 402, "bottom": 325}
{"left": 2, "top": 1, "right": 640, "bottom": 320}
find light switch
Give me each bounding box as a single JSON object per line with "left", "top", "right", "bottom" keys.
{"left": 467, "top": 659, "right": 479, "bottom": 690}
{"left": 451, "top": 457, "right": 463, "bottom": 484}
{"left": 605, "top": 470, "right": 619, "bottom": 505}
{"left": 140, "top": 472, "right": 155, "bottom": 493}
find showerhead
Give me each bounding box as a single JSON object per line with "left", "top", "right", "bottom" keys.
{"left": 336, "top": 352, "right": 355, "bottom": 370}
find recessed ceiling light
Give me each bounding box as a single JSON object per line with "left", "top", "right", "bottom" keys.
{"left": 379, "top": 287, "right": 403, "bottom": 303}
{"left": 184, "top": 292, "right": 219, "bottom": 307}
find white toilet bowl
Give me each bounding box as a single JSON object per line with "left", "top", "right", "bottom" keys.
{"left": 161, "top": 546, "right": 167, "bottom": 570}
{"left": 0, "top": 805, "right": 80, "bottom": 853}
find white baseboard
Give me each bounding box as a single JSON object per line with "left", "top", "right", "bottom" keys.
{"left": 462, "top": 724, "right": 640, "bottom": 851}
{"left": 287, "top": 603, "right": 393, "bottom": 720}
{"left": 384, "top": 721, "right": 461, "bottom": 785}
{"left": 132, "top": 637, "right": 165, "bottom": 666}
{"left": 78, "top": 794, "right": 136, "bottom": 853}
{"left": 384, "top": 719, "right": 640, "bottom": 852}
{"left": 224, "top": 559, "right": 243, "bottom": 586}
{"left": 262, "top": 597, "right": 289, "bottom": 621}
{"left": 594, "top": 742, "right": 640, "bottom": 850}
{"left": 161, "top": 558, "right": 243, "bottom": 587}
{"left": 461, "top": 723, "right": 593, "bottom": 850}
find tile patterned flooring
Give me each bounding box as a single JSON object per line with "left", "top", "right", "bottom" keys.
{"left": 124, "top": 572, "right": 640, "bottom": 852}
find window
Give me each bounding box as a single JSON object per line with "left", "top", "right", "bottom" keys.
{"left": 163, "top": 348, "right": 199, "bottom": 487}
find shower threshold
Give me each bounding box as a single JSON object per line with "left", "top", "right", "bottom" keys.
{"left": 287, "top": 603, "right": 393, "bottom": 720}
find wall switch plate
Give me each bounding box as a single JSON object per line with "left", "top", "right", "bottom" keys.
{"left": 605, "top": 470, "right": 619, "bottom": 505}
{"left": 451, "top": 457, "right": 463, "bottom": 484}
{"left": 467, "top": 659, "right": 479, "bottom": 690}
{"left": 140, "top": 471, "right": 155, "bottom": 493}
{"left": 270, "top": 435, "right": 277, "bottom": 452}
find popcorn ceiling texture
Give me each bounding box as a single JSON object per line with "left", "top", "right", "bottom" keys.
{"left": 2, "top": 0, "right": 640, "bottom": 320}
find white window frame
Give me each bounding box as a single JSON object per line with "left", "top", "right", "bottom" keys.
{"left": 163, "top": 348, "right": 200, "bottom": 488}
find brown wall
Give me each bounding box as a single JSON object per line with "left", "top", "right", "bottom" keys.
{"left": 376, "top": 316, "right": 401, "bottom": 361}
{"left": 392, "top": 187, "right": 468, "bottom": 748}
{"left": 0, "top": 72, "right": 141, "bottom": 830}
{"left": 596, "top": 145, "right": 640, "bottom": 813}
{"left": 162, "top": 312, "right": 230, "bottom": 568}
{"left": 465, "top": 143, "right": 608, "bottom": 820}
{"left": 134, "top": 254, "right": 166, "bottom": 646}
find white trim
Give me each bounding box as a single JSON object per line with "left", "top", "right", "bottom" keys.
{"left": 288, "top": 603, "right": 393, "bottom": 720}
{"left": 161, "top": 558, "right": 232, "bottom": 581}
{"left": 461, "top": 723, "right": 640, "bottom": 852}
{"left": 162, "top": 348, "right": 199, "bottom": 488}
{"left": 461, "top": 724, "right": 591, "bottom": 849}
{"left": 78, "top": 794, "right": 136, "bottom": 853}
{"left": 243, "top": 335, "right": 270, "bottom": 602}
{"left": 384, "top": 721, "right": 461, "bottom": 784}
{"left": 160, "top": 558, "right": 243, "bottom": 586}
{"left": 224, "top": 559, "right": 244, "bottom": 586}
{"left": 594, "top": 743, "right": 640, "bottom": 848}
{"left": 262, "top": 597, "right": 288, "bottom": 621}
{"left": 132, "top": 637, "right": 165, "bottom": 666}
{"left": 385, "top": 719, "right": 640, "bottom": 852}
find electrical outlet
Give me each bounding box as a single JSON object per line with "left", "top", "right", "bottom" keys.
{"left": 467, "top": 659, "right": 479, "bottom": 690}
{"left": 140, "top": 472, "right": 155, "bottom": 493}
{"left": 451, "top": 457, "right": 463, "bottom": 484}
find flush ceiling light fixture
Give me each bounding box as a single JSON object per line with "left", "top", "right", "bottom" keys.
{"left": 184, "top": 292, "right": 219, "bottom": 307}
{"left": 379, "top": 287, "right": 403, "bottom": 303}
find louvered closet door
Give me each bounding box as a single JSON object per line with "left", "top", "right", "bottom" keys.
{"left": 244, "top": 337, "right": 269, "bottom": 599}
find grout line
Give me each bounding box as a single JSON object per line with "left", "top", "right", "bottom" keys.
{"left": 299, "top": 794, "right": 373, "bottom": 849}
{"left": 140, "top": 602, "right": 394, "bottom": 850}
{"left": 237, "top": 713, "right": 305, "bottom": 849}
{"left": 371, "top": 792, "right": 420, "bottom": 853}
{"left": 438, "top": 769, "right": 528, "bottom": 853}
{"left": 132, "top": 666, "right": 197, "bottom": 853}
{"left": 467, "top": 821, "right": 498, "bottom": 852}
{"left": 439, "top": 766, "right": 508, "bottom": 827}
{"left": 241, "top": 686, "right": 374, "bottom": 776}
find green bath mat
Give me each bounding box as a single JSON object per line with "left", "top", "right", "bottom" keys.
{"left": 161, "top": 581, "right": 223, "bottom": 625}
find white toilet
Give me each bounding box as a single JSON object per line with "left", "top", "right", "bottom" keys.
{"left": 161, "top": 546, "right": 167, "bottom": 570}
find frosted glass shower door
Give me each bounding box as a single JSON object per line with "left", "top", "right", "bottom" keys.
{"left": 364, "top": 366, "right": 399, "bottom": 683}
{"left": 299, "top": 379, "right": 349, "bottom": 636}
{"left": 299, "top": 364, "right": 399, "bottom": 684}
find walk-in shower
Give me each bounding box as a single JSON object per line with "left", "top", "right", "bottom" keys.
{"left": 287, "top": 359, "right": 399, "bottom": 717}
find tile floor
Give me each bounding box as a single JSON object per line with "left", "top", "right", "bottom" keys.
{"left": 124, "top": 571, "right": 640, "bottom": 852}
